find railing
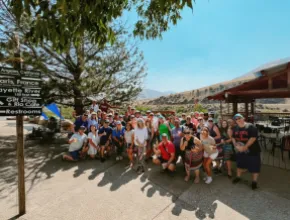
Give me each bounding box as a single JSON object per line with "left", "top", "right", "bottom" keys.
{"left": 222, "top": 112, "right": 290, "bottom": 122}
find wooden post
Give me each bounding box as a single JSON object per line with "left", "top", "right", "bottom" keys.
{"left": 13, "top": 33, "right": 26, "bottom": 215}
{"left": 16, "top": 115, "right": 25, "bottom": 215}
{"left": 220, "top": 101, "right": 223, "bottom": 119}
{"left": 268, "top": 77, "right": 273, "bottom": 90}
{"left": 287, "top": 64, "right": 290, "bottom": 89}
{"left": 233, "top": 102, "right": 238, "bottom": 115}
{"left": 251, "top": 101, "right": 255, "bottom": 114}
{"left": 245, "top": 102, "right": 249, "bottom": 121}
{"left": 227, "top": 103, "right": 230, "bottom": 114}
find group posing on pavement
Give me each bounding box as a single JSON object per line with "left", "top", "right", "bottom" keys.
{"left": 63, "top": 100, "right": 261, "bottom": 190}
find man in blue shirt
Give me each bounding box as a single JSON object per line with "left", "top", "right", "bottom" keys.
{"left": 74, "top": 113, "right": 89, "bottom": 133}
{"left": 112, "top": 121, "right": 126, "bottom": 161}
{"left": 98, "top": 119, "right": 113, "bottom": 162}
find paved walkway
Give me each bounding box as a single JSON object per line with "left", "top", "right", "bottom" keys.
{"left": 0, "top": 123, "right": 290, "bottom": 219}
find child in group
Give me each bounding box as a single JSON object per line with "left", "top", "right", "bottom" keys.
{"left": 87, "top": 124, "right": 100, "bottom": 159}
{"left": 124, "top": 122, "right": 135, "bottom": 168}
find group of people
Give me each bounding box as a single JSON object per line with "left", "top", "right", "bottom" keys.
{"left": 63, "top": 101, "right": 261, "bottom": 190}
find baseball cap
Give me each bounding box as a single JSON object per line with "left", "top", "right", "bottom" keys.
{"left": 119, "top": 115, "right": 123, "bottom": 118}
{"left": 115, "top": 121, "right": 121, "bottom": 125}
{"left": 91, "top": 112, "right": 97, "bottom": 115}
{"left": 158, "top": 115, "right": 165, "bottom": 119}
{"left": 161, "top": 133, "right": 168, "bottom": 138}
{"left": 208, "top": 117, "right": 214, "bottom": 122}
{"left": 135, "top": 110, "right": 141, "bottom": 113}
{"left": 104, "top": 119, "right": 110, "bottom": 123}
{"left": 149, "top": 112, "right": 154, "bottom": 116}
{"left": 233, "top": 114, "right": 244, "bottom": 120}
{"left": 108, "top": 113, "right": 113, "bottom": 116}
{"left": 130, "top": 115, "right": 135, "bottom": 118}
{"left": 79, "top": 126, "right": 86, "bottom": 130}
{"left": 146, "top": 110, "right": 151, "bottom": 113}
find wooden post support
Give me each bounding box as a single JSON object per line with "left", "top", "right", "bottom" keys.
{"left": 251, "top": 101, "right": 255, "bottom": 114}
{"left": 245, "top": 102, "right": 249, "bottom": 121}
{"left": 220, "top": 101, "right": 223, "bottom": 119}
{"left": 233, "top": 102, "right": 238, "bottom": 115}
{"left": 227, "top": 103, "right": 230, "bottom": 114}
{"left": 16, "top": 115, "right": 25, "bottom": 215}
{"left": 287, "top": 64, "right": 290, "bottom": 89}
{"left": 13, "top": 33, "right": 26, "bottom": 216}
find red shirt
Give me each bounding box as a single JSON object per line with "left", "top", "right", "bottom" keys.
{"left": 100, "top": 103, "right": 110, "bottom": 113}
{"left": 158, "top": 141, "right": 175, "bottom": 160}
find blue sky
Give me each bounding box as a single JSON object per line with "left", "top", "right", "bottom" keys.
{"left": 125, "top": 0, "right": 290, "bottom": 92}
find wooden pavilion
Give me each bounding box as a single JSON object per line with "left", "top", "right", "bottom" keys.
{"left": 207, "top": 59, "right": 290, "bottom": 120}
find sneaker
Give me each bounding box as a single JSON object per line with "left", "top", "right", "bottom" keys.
{"left": 119, "top": 156, "right": 123, "bottom": 160}
{"left": 251, "top": 181, "right": 258, "bottom": 190}
{"left": 232, "top": 177, "right": 241, "bottom": 184}
{"left": 205, "top": 176, "right": 213, "bottom": 184}
{"left": 203, "top": 176, "right": 208, "bottom": 181}
{"left": 116, "top": 156, "right": 120, "bottom": 161}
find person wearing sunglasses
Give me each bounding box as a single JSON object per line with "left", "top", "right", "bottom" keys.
{"left": 180, "top": 129, "right": 203, "bottom": 183}
{"left": 196, "top": 117, "right": 204, "bottom": 139}
{"left": 153, "top": 133, "right": 176, "bottom": 173}
{"left": 184, "top": 115, "right": 197, "bottom": 135}
{"left": 231, "top": 114, "right": 261, "bottom": 190}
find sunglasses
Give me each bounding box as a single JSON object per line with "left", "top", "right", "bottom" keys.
{"left": 184, "top": 132, "right": 190, "bottom": 135}
{"left": 235, "top": 117, "right": 242, "bottom": 121}
{"left": 198, "top": 119, "right": 202, "bottom": 121}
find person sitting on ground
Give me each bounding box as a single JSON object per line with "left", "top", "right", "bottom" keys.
{"left": 98, "top": 119, "right": 113, "bottom": 163}
{"left": 124, "top": 122, "right": 135, "bottom": 168}
{"left": 231, "top": 114, "right": 261, "bottom": 190}
{"left": 88, "top": 124, "right": 100, "bottom": 159}
{"left": 180, "top": 129, "right": 203, "bottom": 183}
{"left": 153, "top": 133, "right": 176, "bottom": 173}
{"left": 200, "top": 126, "right": 218, "bottom": 184}
{"left": 63, "top": 126, "right": 88, "bottom": 161}
{"left": 112, "top": 121, "right": 125, "bottom": 161}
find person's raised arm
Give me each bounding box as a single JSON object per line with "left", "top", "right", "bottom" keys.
{"left": 180, "top": 138, "right": 186, "bottom": 151}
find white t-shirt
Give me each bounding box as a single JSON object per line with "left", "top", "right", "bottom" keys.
{"left": 200, "top": 136, "right": 217, "bottom": 154}
{"left": 69, "top": 133, "right": 87, "bottom": 152}
{"left": 91, "top": 104, "right": 99, "bottom": 112}
{"left": 88, "top": 132, "right": 100, "bottom": 148}
{"left": 134, "top": 127, "right": 148, "bottom": 146}
{"left": 124, "top": 130, "right": 134, "bottom": 144}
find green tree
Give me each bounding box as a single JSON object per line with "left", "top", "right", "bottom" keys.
{"left": 0, "top": 10, "right": 146, "bottom": 114}
{"left": 7, "top": 0, "right": 196, "bottom": 51}
{"left": 194, "top": 104, "right": 207, "bottom": 113}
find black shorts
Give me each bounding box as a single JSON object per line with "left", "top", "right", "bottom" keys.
{"left": 100, "top": 139, "right": 111, "bottom": 146}
{"left": 157, "top": 156, "right": 176, "bottom": 165}
{"left": 236, "top": 153, "right": 261, "bottom": 173}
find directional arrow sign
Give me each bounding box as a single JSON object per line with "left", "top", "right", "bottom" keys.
{"left": 0, "top": 107, "right": 42, "bottom": 116}
{"left": 0, "top": 97, "right": 42, "bottom": 108}
{"left": 0, "top": 77, "right": 41, "bottom": 87}
{"left": 0, "top": 87, "right": 41, "bottom": 97}
{"left": 0, "top": 67, "right": 42, "bottom": 79}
